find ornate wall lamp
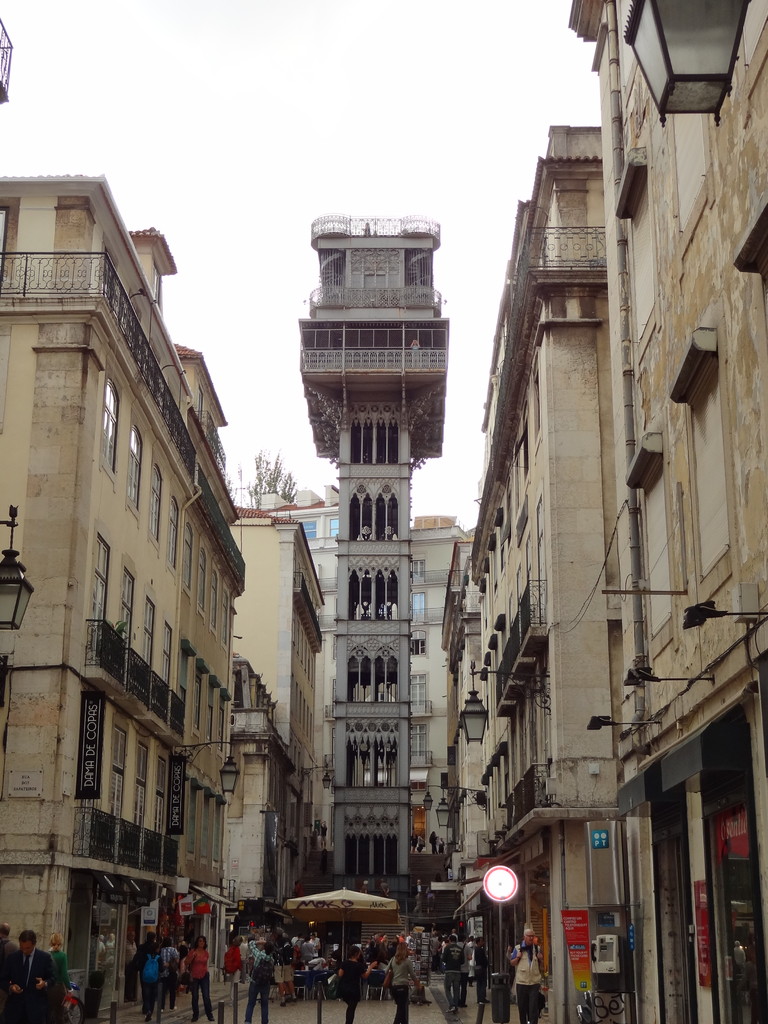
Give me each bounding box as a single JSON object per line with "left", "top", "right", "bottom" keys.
{"left": 0, "top": 506, "right": 34, "bottom": 630}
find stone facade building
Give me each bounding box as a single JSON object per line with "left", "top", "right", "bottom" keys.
{"left": 0, "top": 177, "right": 242, "bottom": 998}
{"left": 563, "top": 4, "right": 768, "bottom": 1023}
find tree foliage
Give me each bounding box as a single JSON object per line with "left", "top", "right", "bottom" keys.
{"left": 245, "top": 450, "right": 298, "bottom": 508}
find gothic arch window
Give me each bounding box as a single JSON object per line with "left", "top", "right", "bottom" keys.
{"left": 387, "top": 419, "right": 399, "bottom": 463}
{"left": 362, "top": 419, "right": 374, "bottom": 463}
{"left": 374, "top": 569, "right": 398, "bottom": 619}
{"left": 350, "top": 492, "right": 374, "bottom": 540}
{"left": 376, "top": 420, "right": 387, "bottom": 464}
{"left": 348, "top": 569, "right": 374, "bottom": 620}
{"left": 375, "top": 493, "right": 398, "bottom": 540}
{"left": 351, "top": 419, "right": 362, "bottom": 464}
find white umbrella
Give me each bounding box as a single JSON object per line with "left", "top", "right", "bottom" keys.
{"left": 283, "top": 887, "right": 401, "bottom": 952}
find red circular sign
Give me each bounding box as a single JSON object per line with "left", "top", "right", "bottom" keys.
{"left": 483, "top": 865, "right": 519, "bottom": 903}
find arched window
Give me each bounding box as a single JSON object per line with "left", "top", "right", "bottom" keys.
{"left": 182, "top": 524, "right": 193, "bottom": 588}
{"left": 127, "top": 427, "right": 142, "bottom": 506}
{"left": 351, "top": 419, "right": 362, "bottom": 463}
{"left": 198, "top": 547, "right": 207, "bottom": 610}
{"left": 362, "top": 419, "right": 374, "bottom": 463}
{"left": 168, "top": 498, "right": 179, "bottom": 567}
{"left": 387, "top": 420, "right": 399, "bottom": 463}
{"left": 102, "top": 380, "right": 119, "bottom": 471}
{"left": 149, "top": 465, "right": 162, "bottom": 539}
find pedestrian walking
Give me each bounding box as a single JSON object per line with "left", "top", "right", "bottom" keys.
{"left": 139, "top": 939, "right": 160, "bottom": 1021}
{"left": 473, "top": 937, "right": 489, "bottom": 1005}
{"left": 337, "top": 945, "right": 378, "bottom": 1024}
{"left": 47, "top": 933, "right": 70, "bottom": 1024}
{"left": 224, "top": 936, "right": 242, "bottom": 1004}
{"left": 508, "top": 926, "right": 544, "bottom": 1024}
{"left": 158, "top": 936, "right": 180, "bottom": 1011}
{"left": 0, "top": 929, "right": 54, "bottom": 1024}
{"left": 429, "top": 831, "right": 438, "bottom": 854}
{"left": 440, "top": 933, "right": 464, "bottom": 1012}
{"left": 384, "top": 940, "right": 422, "bottom": 1024}
{"left": 184, "top": 936, "right": 214, "bottom": 1022}
{"left": 244, "top": 940, "right": 274, "bottom": 1024}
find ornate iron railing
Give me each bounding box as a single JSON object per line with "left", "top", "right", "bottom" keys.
{"left": 410, "top": 750, "right": 433, "bottom": 767}
{"left": 163, "top": 834, "right": 179, "bottom": 876}
{"left": 309, "top": 285, "right": 442, "bottom": 314}
{"left": 410, "top": 699, "right": 433, "bottom": 715}
{"left": 169, "top": 690, "right": 186, "bottom": 737}
{"left": 511, "top": 763, "right": 550, "bottom": 824}
{"left": 528, "top": 227, "right": 606, "bottom": 269}
{"left": 118, "top": 818, "right": 142, "bottom": 868}
{"left": 150, "top": 672, "right": 169, "bottom": 720}
{"left": 0, "top": 252, "right": 196, "bottom": 478}
{"left": 311, "top": 214, "right": 440, "bottom": 244}
{"left": 126, "top": 649, "right": 152, "bottom": 708}
{"left": 73, "top": 808, "right": 179, "bottom": 876}
{"left": 73, "top": 806, "right": 117, "bottom": 861}
{"left": 142, "top": 826, "right": 163, "bottom": 873}
{"left": 519, "top": 578, "right": 547, "bottom": 639}
{"left": 0, "top": 19, "right": 11, "bottom": 104}
{"left": 301, "top": 349, "right": 447, "bottom": 373}
{"left": 197, "top": 467, "right": 245, "bottom": 587}
{"left": 85, "top": 620, "right": 126, "bottom": 684}
{"left": 204, "top": 411, "right": 226, "bottom": 475}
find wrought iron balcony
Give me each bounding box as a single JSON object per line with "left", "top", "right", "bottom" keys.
{"left": 126, "top": 649, "right": 152, "bottom": 707}
{"left": 85, "top": 619, "right": 126, "bottom": 685}
{"left": 169, "top": 690, "right": 186, "bottom": 737}
{"left": 0, "top": 18, "right": 11, "bottom": 104}
{"left": 410, "top": 699, "right": 433, "bottom": 716}
{"left": 73, "top": 807, "right": 180, "bottom": 876}
{"left": 203, "top": 411, "right": 226, "bottom": 475}
{"left": 410, "top": 750, "right": 433, "bottom": 767}
{"left": 293, "top": 572, "right": 322, "bottom": 647}
{"left": 309, "top": 285, "right": 442, "bottom": 315}
{"left": 150, "top": 671, "right": 170, "bottom": 720}
{"left": 311, "top": 214, "right": 440, "bottom": 246}
{"left": 528, "top": 227, "right": 606, "bottom": 270}
{"left": 511, "top": 763, "right": 551, "bottom": 825}
{"left": 197, "top": 467, "right": 245, "bottom": 588}
{"left": 0, "top": 252, "right": 196, "bottom": 477}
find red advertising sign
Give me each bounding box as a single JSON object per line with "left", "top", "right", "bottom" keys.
{"left": 694, "top": 880, "right": 711, "bottom": 987}
{"left": 561, "top": 909, "right": 591, "bottom": 992}
{"left": 714, "top": 805, "right": 749, "bottom": 862}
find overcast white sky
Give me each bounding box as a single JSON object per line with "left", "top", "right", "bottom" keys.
{"left": 1, "top": 0, "right": 599, "bottom": 531}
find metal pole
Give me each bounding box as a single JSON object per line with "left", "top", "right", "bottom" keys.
{"left": 233, "top": 981, "right": 239, "bottom": 1024}
{"left": 217, "top": 998, "right": 225, "bottom": 1024}
{"left": 110, "top": 999, "right": 118, "bottom": 1024}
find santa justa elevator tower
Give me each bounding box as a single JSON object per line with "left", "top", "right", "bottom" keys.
{"left": 300, "top": 214, "right": 448, "bottom": 901}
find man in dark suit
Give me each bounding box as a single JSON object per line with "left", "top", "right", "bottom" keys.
{"left": 0, "top": 930, "right": 54, "bottom": 1024}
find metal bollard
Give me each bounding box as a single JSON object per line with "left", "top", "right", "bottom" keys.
{"left": 233, "top": 981, "right": 239, "bottom": 1024}
{"left": 217, "top": 998, "right": 226, "bottom": 1024}
{"left": 475, "top": 1002, "right": 486, "bottom": 1024}
{"left": 316, "top": 993, "right": 323, "bottom": 1024}
{"left": 110, "top": 999, "right": 118, "bottom": 1024}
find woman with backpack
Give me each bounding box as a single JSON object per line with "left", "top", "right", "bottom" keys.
{"left": 184, "top": 936, "right": 214, "bottom": 1022}
{"left": 244, "top": 940, "right": 274, "bottom": 1024}
{"left": 138, "top": 939, "right": 160, "bottom": 1022}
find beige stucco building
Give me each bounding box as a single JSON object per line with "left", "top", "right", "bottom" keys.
{"left": 0, "top": 177, "right": 242, "bottom": 998}
{"left": 229, "top": 505, "right": 323, "bottom": 903}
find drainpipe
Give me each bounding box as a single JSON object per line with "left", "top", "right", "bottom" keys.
{"left": 174, "top": 481, "right": 203, "bottom": 655}
{"left": 607, "top": 0, "right": 646, "bottom": 721}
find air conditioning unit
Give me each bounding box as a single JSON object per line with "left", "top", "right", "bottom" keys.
{"left": 476, "top": 830, "right": 491, "bottom": 856}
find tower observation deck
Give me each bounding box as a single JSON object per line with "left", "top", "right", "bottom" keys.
{"left": 300, "top": 214, "right": 448, "bottom": 901}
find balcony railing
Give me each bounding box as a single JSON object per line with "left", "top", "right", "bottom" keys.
{"left": 85, "top": 620, "right": 184, "bottom": 737}
{"left": 293, "top": 572, "right": 322, "bottom": 646}
{"left": 203, "top": 411, "right": 226, "bottom": 475}
{"left": 410, "top": 750, "right": 433, "bottom": 767}
{"left": 0, "top": 18, "right": 11, "bottom": 104}
{"left": 85, "top": 620, "right": 126, "bottom": 685}
{"left": 410, "top": 699, "right": 433, "bottom": 716}
{"left": 73, "top": 807, "right": 179, "bottom": 876}
{"left": 0, "top": 252, "right": 196, "bottom": 477}
{"left": 528, "top": 227, "right": 606, "bottom": 270}
{"left": 301, "top": 349, "right": 447, "bottom": 374}
{"left": 197, "top": 467, "right": 245, "bottom": 588}
{"left": 411, "top": 607, "right": 447, "bottom": 625}
{"left": 511, "top": 764, "right": 550, "bottom": 825}
{"left": 311, "top": 214, "right": 440, "bottom": 245}
{"left": 309, "top": 285, "right": 442, "bottom": 315}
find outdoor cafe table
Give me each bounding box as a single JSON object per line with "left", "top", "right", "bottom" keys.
{"left": 294, "top": 969, "right": 331, "bottom": 999}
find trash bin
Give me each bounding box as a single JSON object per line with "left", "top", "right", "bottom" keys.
{"left": 491, "top": 973, "right": 510, "bottom": 1024}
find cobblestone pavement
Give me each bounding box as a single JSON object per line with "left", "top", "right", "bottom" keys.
{"left": 98, "top": 978, "right": 491, "bottom": 1024}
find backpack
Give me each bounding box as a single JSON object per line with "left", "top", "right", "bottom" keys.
{"left": 280, "top": 942, "right": 294, "bottom": 967}
{"left": 251, "top": 954, "right": 274, "bottom": 985}
{"left": 142, "top": 954, "right": 160, "bottom": 984}
{"left": 224, "top": 946, "right": 241, "bottom": 974}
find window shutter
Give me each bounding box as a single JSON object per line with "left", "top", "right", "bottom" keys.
{"left": 691, "top": 367, "right": 728, "bottom": 570}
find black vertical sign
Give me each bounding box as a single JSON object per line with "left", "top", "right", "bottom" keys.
{"left": 75, "top": 692, "right": 105, "bottom": 799}
{"left": 167, "top": 754, "right": 187, "bottom": 835}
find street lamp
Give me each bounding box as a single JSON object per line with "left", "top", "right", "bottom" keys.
{"left": 423, "top": 790, "right": 433, "bottom": 811}
{"left": 322, "top": 770, "right": 333, "bottom": 790}
{"left": 460, "top": 688, "right": 488, "bottom": 744}
{"left": 624, "top": 0, "right": 752, "bottom": 123}
{"left": 435, "top": 797, "right": 449, "bottom": 828}
{"left": 435, "top": 787, "right": 487, "bottom": 828}
{"left": 175, "top": 741, "right": 240, "bottom": 794}
{"left": 0, "top": 506, "right": 34, "bottom": 630}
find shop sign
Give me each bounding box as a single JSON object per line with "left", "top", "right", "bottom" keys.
{"left": 561, "top": 909, "right": 592, "bottom": 991}
{"left": 97, "top": 885, "right": 126, "bottom": 905}
{"left": 178, "top": 896, "right": 194, "bottom": 915}
{"left": 714, "top": 804, "right": 749, "bottom": 861}
{"left": 694, "top": 880, "right": 711, "bottom": 986}
{"left": 75, "top": 692, "right": 105, "bottom": 799}
{"left": 167, "top": 755, "right": 186, "bottom": 835}
{"left": 141, "top": 906, "right": 158, "bottom": 928}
